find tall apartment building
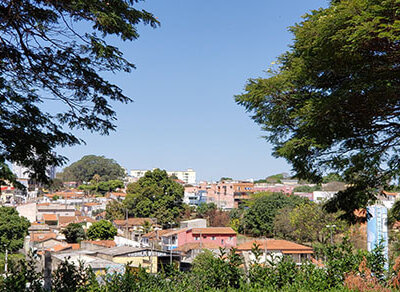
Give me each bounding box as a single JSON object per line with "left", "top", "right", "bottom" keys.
{"left": 130, "top": 168, "right": 196, "bottom": 185}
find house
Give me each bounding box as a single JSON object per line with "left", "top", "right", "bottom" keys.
{"left": 43, "top": 214, "right": 58, "bottom": 226}
{"left": 113, "top": 218, "right": 156, "bottom": 241}
{"left": 80, "top": 240, "right": 116, "bottom": 250}
{"left": 51, "top": 252, "right": 125, "bottom": 275}
{"left": 30, "top": 232, "right": 63, "bottom": 251}
{"left": 95, "top": 246, "right": 180, "bottom": 273}
{"left": 37, "top": 203, "right": 75, "bottom": 219}
{"left": 176, "top": 242, "right": 221, "bottom": 269}
{"left": 161, "top": 227, "right": 237, "bottom": 251}
{"left": 82, "top": 202, "right": 103, "bottom": 216}
{"left": 237, "top": 239, "right": 313, "bottom": 266}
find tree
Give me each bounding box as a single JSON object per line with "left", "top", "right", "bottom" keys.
{"left": 60, "top": 155, "right": 125, "bottom": 183}
{"left": 124, "top": 169, "right": 184, "bottom": 227}
{"left": 196, "top": 202, "right": 217, "bottom": 218}
{"left": 220, "top": 177, "right": 233, "bottom": 182}
{"left": 240, "top": 192, "right": 309, "bottom": 237}
{"left": 105, "top": 200, "right": 125, "bottom": 221}
{"left": 293, "top": 185, "right": 321, "bottom": 193}
{"left": 0, "top": 1, "right": 159, "bottom": 183}
{"left": 86, "top": 220, "right": 117, "bottom": 240}
{"left": 62, "top": 223, "right": 86, "bottom": 243}
{"left": 274, "top": 203, "right": 347, "bottom": 244}
{"left": 0, "top": 207, "right": 30, "bottom": 252}
{"left": 236, "top": 0, "right": 400, "bottom": 214}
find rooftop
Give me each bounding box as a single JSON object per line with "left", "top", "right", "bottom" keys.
{"left": 191, "top": 227, "right": 236, "bottom": 235}
{"left": 114, "top": 218, "right": 154, "bottom": 227}
{"left": 237, "top": 239, "right": 313, "bottom": 254}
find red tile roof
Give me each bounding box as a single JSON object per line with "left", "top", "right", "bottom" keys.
{"left": 81, "top": 240, "right": 116, "bottom": 248}
{"left": 191, "top": 227, "right": 236, "bottom": 235}
{"left": 43, "top": 214, "right": 58, "bottom": 221}
{"left": 31, "top": 232, "right": 57, "bottom": 242}
{"left": 142, "top": 229, "right": 173, "bottom": 239}
{"left": 175, "top": 242, "right": 221, "bottom": 252}
{"left": 83, "top": 202, "right": 101, "bottom": 207}
{"left": 114, "top": 218, "right": 154, "bottom": 227}
{"left": 237, "top": 239, "right": 313, "bottom": 254}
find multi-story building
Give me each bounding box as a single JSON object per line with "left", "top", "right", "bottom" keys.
{"left": 194, "top": 180, "right": 255, "bottom": 210}
{"left": 130, "top": 168, "right": 196, "bottom": 185}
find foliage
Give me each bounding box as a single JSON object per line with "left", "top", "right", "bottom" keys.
{"left": 236, "top": 0, "right": 400, "bottom": 213}
{"left": 0, "top": 0, "right": 159, "bottom": 183}
{"left": 86, "top": 220, "right": 117, "bottom": 240}
{"left": 293, "top": 185, "right": 321, "bottom": 193}
{"left": 0, "top": 252, "right": 43, "bottom": 292}
{"left": 191, "top": 248, "right": 243, "bottom": 289}
{"left": 240, "top": 192, "right": 309, "bottom": 237}
{"left": 62, "top": 223, "right": 86, "bottom": 244}
{"left": 0, "top": 207, "right": 30, "bottom": 252}
{"left": 106, "top": 200, "right": 125, "bottom": 221}
{"left": 220, "top": 177, "right": 233, "bottom": 181}
{"left": 0, "top": 238, "right": 395, "bottom": 291}
{"left": 60, "top": 155, "right": 125, "bottom": 183}
{"left": 52, "top": 258, "right": 99, "bottom": 292}
{"left": 274, "top": 203, "right": 347, "bottom": 243}
{"left": 78, "top": 179, "right": 124, "bottom": 195}
{"left": 389, "top": 199, "right": 400, "bottom": 225}
{"left": 124, "top": 169, "right": 184, "bottom": 227}
{"left": 196, "top": 202, "right": 217, "bottom": 218}
{"left": 323, "top": 173, "right": 344, "bottom": 184}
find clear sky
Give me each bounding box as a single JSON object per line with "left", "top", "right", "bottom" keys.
{"left": 56, "top": 0, "right": 328, "bottom": 181}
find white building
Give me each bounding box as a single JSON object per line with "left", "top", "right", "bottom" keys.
{"left": 130, "top": 168, "right": 196, "bottom": 185}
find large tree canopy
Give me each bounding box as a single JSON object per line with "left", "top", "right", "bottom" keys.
{"left": 236, "top": 0, "right": 400, "bottom": 210}
{"left": 59, "top": 155, "right": 125, "bottom": 182}
{"left": 0, "top": 207, "right": 30, "bottom": 252}
{"left": 0, "top": 0, "right": 159, "bottom": 182}
{"left": 124, "top": 168, "right": 184, "bottom": 227}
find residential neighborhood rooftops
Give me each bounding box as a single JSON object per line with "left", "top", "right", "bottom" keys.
{"left": 31, "top": 232, "right": 57, "bottom": 242}
{"left": 237, "top": 239, "right": 313, "bottom": 254}
{"left": 175, "top": 242, "right": 221, "bottom": 253}
{"left": 43, "top": 214, "right": 58, "bottom": 221}
{"left": 142, "top": 229, "right": 173, "bottom": 239}
{"left": 114, "top": 218, "right": 154, "bottom": 227}
{"left": 96, "top": 246, "right": 141, "bottom": 256}
{"left": 191, "top": 227, "right": 236, "bottom": 235}
{"left": 81, "top": 240, "right": 116, "bottom": 248}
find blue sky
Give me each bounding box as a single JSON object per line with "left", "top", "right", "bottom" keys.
{"left": 57, "top": 0, "right": 328, "bottom": 181}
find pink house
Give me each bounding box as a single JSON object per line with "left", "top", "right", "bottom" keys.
{"left": 161, "top": 227, "right": 237, "bottom": 251}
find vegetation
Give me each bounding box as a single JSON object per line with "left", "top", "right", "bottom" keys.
{"left": 293, "top": 185, "right": 321, "bottom": 193}
{"left": 86, "top": 220, "right": 117, "bottom": 240}
{"left": 60, "top": 155, "right": 125, "bottom": 183}
{"left": 0, "top": 207, "right": 30, "bottom": 252}
{"left": 105, "top": 200, "right": 126, "bottom": 221}
{"left": 0, "top": 239, "right": 396, "bottom": 291}
{"left": 78, "top": 179, "right": 124, "bottom": 195}
{"left": 240, "top": 192, "right": 309, "bottom": 237}
{"left": 0, "top": 0, "right": 159, "bottom": 183}
{"left": 236, "top": 0, "right": 400, "bottom": 218}
{"left": 124, "top": 169, "right": 184, "bottom": 227}
{"left": 274, "top": 203, "right": 347, "bottom": 244}
{"left": 62, "top": 223, "right": 86, "bottom": 244}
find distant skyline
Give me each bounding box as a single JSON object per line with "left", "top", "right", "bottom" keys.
{"left": 55, "top": 0, "right": 328, "bottom": 181}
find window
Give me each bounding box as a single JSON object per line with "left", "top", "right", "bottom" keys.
{"left": 229, "top": 236, "right": 233, "bottom": 241}
{"left": 195, "top": 236, "right": 200, "bottom": 241}
{"left": 221, "top": 239, "right": 224, "bottom": 245}
{"left": 211, "top": 236, "right": 216, "bottom": 240}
